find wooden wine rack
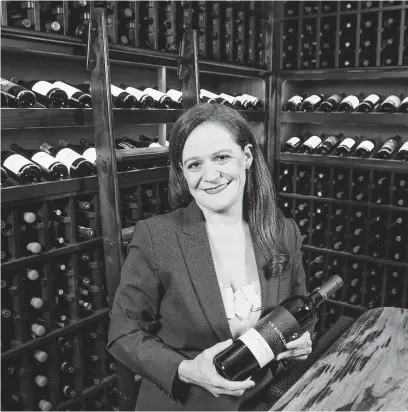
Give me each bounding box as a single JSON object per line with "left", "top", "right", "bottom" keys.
{"left": 1, "top": 2, "right": 272, "bottom": 410}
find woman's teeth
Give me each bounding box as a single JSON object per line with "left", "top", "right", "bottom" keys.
{"left": 204, "top": 183, "right": 229, "bottom": 194}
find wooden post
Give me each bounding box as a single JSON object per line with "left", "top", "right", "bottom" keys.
{"left": 87, "top": 5, "right": 136, "bottom": 410}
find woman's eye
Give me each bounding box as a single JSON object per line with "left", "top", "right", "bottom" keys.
{"left": 215, "top": 154, "right": 230, "bottom": 162}
{"left": 188, "top": 162, "right": 201, "bottom": 169}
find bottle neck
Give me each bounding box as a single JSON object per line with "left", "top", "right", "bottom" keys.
{"left": 309, "top": 289, "right": 326, "bottom": 308}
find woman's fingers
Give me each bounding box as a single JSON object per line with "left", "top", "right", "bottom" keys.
{"left": 285, "top": 331, "right": 311, "bottom": 350}
{"left": 276, "top": 346, "right": 312, "bottom": 360}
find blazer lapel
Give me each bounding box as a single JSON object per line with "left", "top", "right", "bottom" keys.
{"left": 177, "top": 201, "right": 232, "bottom": 342}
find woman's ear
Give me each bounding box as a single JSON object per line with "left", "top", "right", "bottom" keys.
{"left": 243, "top": 144, "right": 254, "bottom": 169}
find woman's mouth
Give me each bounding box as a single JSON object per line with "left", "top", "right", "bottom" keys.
{"left": 203, "top": 182, "right": 230, "bottom": 194}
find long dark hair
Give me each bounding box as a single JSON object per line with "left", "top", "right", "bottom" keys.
{"left": 168, "top": 103, "right": 290, "bottom": 278}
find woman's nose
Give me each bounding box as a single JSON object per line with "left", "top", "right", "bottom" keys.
{"left": 202, "top": 161, "right": 220, "bottom": 181}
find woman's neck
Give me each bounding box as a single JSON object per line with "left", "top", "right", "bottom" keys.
{"left": 198, "top": 200, "right": 245, "bottom": 229}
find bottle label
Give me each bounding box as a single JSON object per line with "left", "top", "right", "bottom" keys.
{"left": 380, "top": 138, "right": 399, "bottom": 153}
{"left": 383, "top": 95, "right": 401, "bottom": 107}
{"left": 239, "top": 328, "right": 275, "bottom": 368}
{"left": 240, "top": 306, "right": 303, "bottom": 368}
{"left": 166, "top": 89, "right": 182, "bottom": 101}
{"left": 3, "top": 154, "right": 35, "bottom": 174}
{"left": 0, "top": 78, "right": 17, "bottom": 92}
{"left": 82, "top": 147, "right": 96, "bottom": 163}
{"left": 364, "top": 94, "right": 380, "bottom": 105}
{"left": 31, "top": 81, "right": 55, "bottom": 96}
{"left": 356, "top": 140, "right": 375, "bottom": 152}
{"left": 400, "top": 96, "right": 408, "bottom": 105}
{"left": 288, "top": 95, "right": 303, "bottom": 105}
{"left": 398, "top": 141, "right": 408, "bottom": 152}
{"left": 32, "top": 152, "right": 58, "bottom": 169}
{"left": 304, "top": 94, "right": 321, "bottom": 104}
{"left": 125, "top": 87, "right": 144, "bottom": 100}
{"left": 324, "top": 135, "right": 339, "bottom": 146}
{"left": 341, "top": 95, "right": 359, "bottom": 109}
{"left": 304, "top": 135, "right": 322, "bottom": 149}
{"left": 53, "top": 81, "right": 82, "bottom": 99}
{"left": 338, "top": 137, "right": 356, "bottom": 149}
{"left": 286, "top": 137, "right": 300, "bottom": 146}
{"left": 55, "top": 148, "right": 83, "bottom": 170}
{"left": 144, "top": 88, "right": 166, "bottom": 100}
{"left": 111, "top": 84, "right": 125, "bottom": 97}
{"left": 201, "top": 89, "right": 218, "bottom": 99}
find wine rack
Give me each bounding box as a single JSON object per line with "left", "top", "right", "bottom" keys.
{"left": 277, "top": 0, "right": 408, "bottom": 70}
{"left": 0, "top": 0, "right": 270, "bottom": 69}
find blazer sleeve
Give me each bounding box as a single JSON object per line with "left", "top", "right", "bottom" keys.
{"left": 106, "top": 220, "right": 187, "bottom": 399}
{"left": 288, "top": 218, "right": 307, "bottom": 296}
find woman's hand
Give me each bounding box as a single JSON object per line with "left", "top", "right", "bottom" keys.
{"left": 178, "top": 339, "right": 255, "bottom": 397}
{"left": 276, "top": 331, "right": 312, "bottom": 361}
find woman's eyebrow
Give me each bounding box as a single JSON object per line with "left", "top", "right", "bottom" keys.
{"left": 183, "top": 149, "right": 233, "bottom": 165}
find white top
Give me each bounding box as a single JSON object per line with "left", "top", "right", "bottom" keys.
{"left": 206, "top": 222, "right": 262, "bottom": 339}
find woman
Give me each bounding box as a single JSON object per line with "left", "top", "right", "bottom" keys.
{"left": 107, "top": 103, "right": 312, "bottom": 411}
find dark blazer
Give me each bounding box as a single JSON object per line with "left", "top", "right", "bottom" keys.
{"left": 107, "top": 200, "right": 307, "bottom": 411}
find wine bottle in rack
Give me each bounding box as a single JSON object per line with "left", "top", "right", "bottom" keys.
{"left": 164, "top": 89, "right": 184, "bottom": 109}
{"left": 118, "top": 84, "right": 155, "bottom": 108}
{"left": 375, "top": 135, "right": 401, "bottom": 159}
{"left": 284, "top": 94, "right": 303, "bottom": 111}
{"left": 355, "top": 94, "right": 382, "bottom": 112}
{"left": 399, "top": 96, "right": 408, "bottom": 113}
{"left": 218, "top": 93, "right": 243, "bottom": 109}
{"left": 17, "top": 80, "right": 68, "bottom": 108}
{"left": 9, "top": 143, "right": 68, "bottom": 181}
{"left": 352, "top": 138, "right": 378, "bottom": 158}
{"left": 200, "top": 89, "right": 227, "bottom": 105}
{"left": 315, "top": 134, "right": 342, "bottom": 155}
{"left": 39, "top": 143, "right": 96, "bottom": 178}
{"left": 395, "top": 141, "right": 408, "bottom": 161}
{"left": 299, "top": 135, "right": 322, "bottom": 154}
{"left": 50, "top": 81, "right": 92, "bottom": 108}
{"left": 300, "top": 94, "right": 324, "bottom": 111}
{"left": 213, "top": 276, "right": 344, "bottom": 381}
{"left": 333, "top": 136, "right": 360, "bottom": 156}
{"left": 378, "top": 94, "right": 402, "bottom": 113}
{"left": 1, "top": 150, "right": 42, "bottom": 184}
{"left": 58, "top": 140, "right": 96, "bottom": 165}
{"left": 0, "top": 78, "right": 36, "bottom": 107}
{"left": 338, "top": 94, "right": 360, "bottom": 112}
{"left": 282, "top": 136, "right": 304, "bottom": 153}
{"left": 318, "top": 93, "right": 343, "bottom": 112}
{"left": 142, "top": 88, "right": 173, "bottom": 108}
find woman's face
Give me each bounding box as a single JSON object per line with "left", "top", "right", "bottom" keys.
{"left": 181, "top": 122, "right": 253, "bottom": 214}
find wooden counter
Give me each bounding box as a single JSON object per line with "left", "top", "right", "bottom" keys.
{"left": 272, "top": 307, "right": 408, "bottom": 411}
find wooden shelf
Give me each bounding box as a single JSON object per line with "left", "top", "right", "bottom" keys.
{"left": 280, "top": 111, "right": 408, "bottom": 127}
{"left": 277, "top": 153, "right": 408, "bottom": 173}
{"left": 278, "top": 192, "right": 408, "bottom": 213}
{"left": 302, "top": 245, "right": 408, "bottom": 269}
{"left": 1, "top": 166, "right": 170, "bottom": 203}
{"left": 1, "top": 108, "right": 264, "bottom": 130}
{"left": 325, "top": 299, "right": 367, "bottom": 313}
{"left": 1, "top": 27, "right": 268, "bottom": 78}
{"left": 1, "top": 308, "right": 109, "bottom": 361}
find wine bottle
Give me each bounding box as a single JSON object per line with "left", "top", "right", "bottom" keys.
{"left": 315, "top": 134, "right": 341, "bottom": 155}
{"left": 238, "top": 94, "right": 263, "bottom": 111}
{"left": 399, "top": 96, "right": 408, "bottom": 113}
{"left": 352, "top": 138, "right": 377, "bottom": 158}
{"left": 78, "top": 225, "right": 95, "bottom": 238}
{"left": 10, "top": 143, "right": 68, "bottom": 181}
{"left": 395, "top": 141, "right": 408, "bottom": 161}
{"left": 17, "top": 80, "right": 68, "bottom": 108}
{"left": 58, "top": 140, "right": 96, "bottom": 165}
{"left": 34, "top": 374, "right": 48, "bottom": 388}
{"left": 379, "top": 94, "right": 401, "bottom": 113}
{"left": 200, "top": 89, "right": 229, "bottom": 105}
{"left": 51, "top": 81, "right": 92, "bottom": 108}
{"left": 282, "top": 136, "right": 303, "bottom": 153}
{"left": 111, "top": 84, "right": 138, "bottom": 108}
{"left": 213, "top": 276, "right": 344, "bottom": 381}
{"left": 300, "top": 94, "right": 324, "bottom": 111}
{"left": 1, "top": 151, "right": 42, "bottom": 184}
{"left": 119, "top": 84, "right": 155, "bottom": 108}
{"left": 34, "top": 349, "right": 48, "bottom": 363}
{"left": 375, "top": 135, "right": 401, "bottom": 159}
{"left": 0, "top": 78, "right": 36, "bottom": 108}
{"left": 60, "top": 361, "right": 75, "bottom": 374}
{"left": 218, "top": 93, "right": 243, "bottom": 109}
{"left": 143, "top": 88, "right": 173, "bottom": 108}
{"left": 338, "top": 94, "right": 360, "bottom": 112}
{"left": 333, "top": 136, "right": 359, "bottom": 156}
{"left": 62, "top": 385, "right": 77, "bottom": 398}
{"left": 31, "top": 320, "right": 46, "bottom": 337}
{"left": 299, "top": 135, "right": 322, "bottom": 154}
{"left": 319, "top": 93, "right": 343, "bottom": 112}
{"left": 356, "top": 94, "right": 382, "bottom": 112}
{"left": 39, "top": 143, "right": 95, "bottom": 178}
{"left": 284, "top": 94, "right": 303, "bottom": 111}
{"left": 1, "top": 90, "right": 10, "bottom": 107}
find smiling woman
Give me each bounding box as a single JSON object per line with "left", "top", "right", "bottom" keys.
{"left": 107, "top": 103, "right": 311, "bottom": 411}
